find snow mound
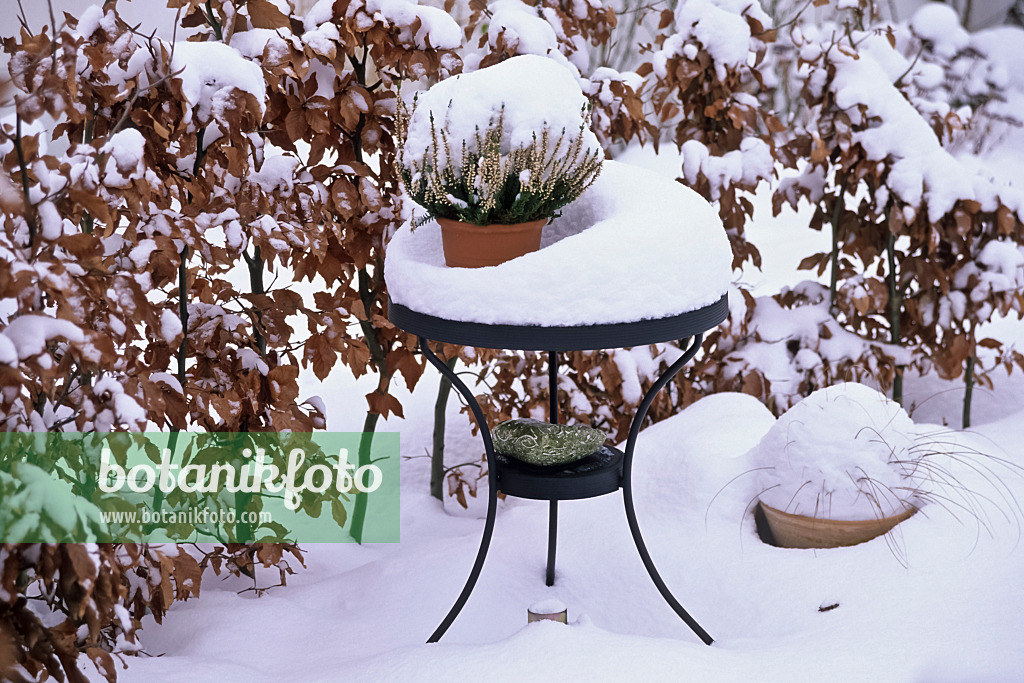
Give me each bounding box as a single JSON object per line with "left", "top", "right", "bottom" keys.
{"left": 529, "top": 598, "right": 566, "bottom": 614}
{"left": 1, "top": 315, "right": 84, "bottom": 360}
{"left": 385, "top": 160, "right": 733, "bottom": 326}
{"left": 170, "top": 41, "right": 267, "bottom": 124}
{"left": 304, "top": 0, "right": 461, "bottom": 50}
{"left": 754, "top": 383, "right": 917, "bottom": 520}
{"left": 910, "top": 3, "right": 969, "bottom": 59}
{"left": 674, "top": 0, "right": 757, "bottom": 70}
{"left": 971, "top": 26, "right": 1024, "bottom": 89}
{"left": 489, "top": 0, "right": 559, "bottom": 56}
{"left": 401, "top": 55, "right": 601, "bottom": 174}
{"left": 101, "top": 128, "right": 146, "bottom": 187}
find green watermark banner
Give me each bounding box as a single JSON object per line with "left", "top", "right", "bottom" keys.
{"left": 0, "top": 432, "right": 399, "bottom": 543}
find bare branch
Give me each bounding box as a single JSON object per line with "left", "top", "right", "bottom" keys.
{"left": 12, "top": 113, "right": 38, "bottom": 248}
{"left": 47, "top": 0, "right": 57, "bottom": 73}
{"left": 15, "top": 0, "right": 30, "bottom": 32}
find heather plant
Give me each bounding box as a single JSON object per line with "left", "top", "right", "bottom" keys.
{"left": 397, "top": 103, "right": 603, "bottom": 226}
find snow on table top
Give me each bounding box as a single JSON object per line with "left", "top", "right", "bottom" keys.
{"left": 384, "top": 160, "right": 733, "bottom": 327}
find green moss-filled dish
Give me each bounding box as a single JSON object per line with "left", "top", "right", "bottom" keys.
{"left": 493, "top": 418, "right": 606, "bottom": 467}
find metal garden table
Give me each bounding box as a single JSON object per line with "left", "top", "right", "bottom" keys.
{"left": 390, "top": 293, "right": 729, "bottom": 646}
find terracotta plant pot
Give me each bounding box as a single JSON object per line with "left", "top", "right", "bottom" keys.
{"left": 757, "top": 501, "right": 916, "bottom": 549}
{"left": 436, "top": 217, "right": 546, "bottom": 268}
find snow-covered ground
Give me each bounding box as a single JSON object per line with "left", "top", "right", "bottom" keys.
{"left": 96, "top": 170, "right": 1024, "bottom": 682}
{"left": 101, "top": 382, "right": 1024, "bottom": 682}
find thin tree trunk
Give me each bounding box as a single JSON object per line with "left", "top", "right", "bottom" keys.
{"left": 963, "top": 0, "right": 975, "bottom": 29}
{"left": 886, "top": 228, "right": 903, "bottom": 405}
{"left": 347, "top": 40, "right": 394, "bottom": 542}
{"left": 246, "top": 246, "right": 267, "bottom": 355}
{"left": 828, "top": 182, "right": 847, "bottom": 316}
{"left": 431, "top": 356, "right": 457, "bottom": 502}
{"left": 351, "top": 408, "right": 381, "bottom": 543}
{"left": 231, "top": 246, "right": 266, "bottom": 543}
{"left": 155, "top": 127, "right": 206, "bottom": 518}
{"left": 963, "top": 353, "right": 975, "bottom": 429}
{"left": 351, "top": 267, "right": 393, "bottom": 543}
{"left": 352, "top": 365, "right": 394, "bottom": 543}
{"left": 963, "top": 321, "right": 977, "bottom": 429}
{"left": 153, "top": 244, "right": 189, "bottom": 519}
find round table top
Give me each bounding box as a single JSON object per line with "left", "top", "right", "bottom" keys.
{"left": 383, "top": 161, "right": 734, "bottom": 330}
{"left": 388, "top": 293, "right": 728, "bottom": 350}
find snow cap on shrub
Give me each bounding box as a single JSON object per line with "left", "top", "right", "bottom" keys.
{"left": 755, "top": 382, "right": 918, "bottom": 520}
{"left": 910, "top": 2, "right": 969, "bottom": 59}
{"left": 401, "top": 54, "right": 601, "bottom": 173}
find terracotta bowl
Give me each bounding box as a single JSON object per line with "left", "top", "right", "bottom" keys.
{"left": 757, "top": 501, "right": 916, "bottom": 549}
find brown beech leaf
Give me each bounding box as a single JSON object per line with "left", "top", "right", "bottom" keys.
{"left": 248, "top": 0, "right": 290, "bottom": 29}
{"left": 388, "top": 348, "right": 424, "bottom": 391}
{"left": 174, "top": 552, "right": 202, "bottom": 599}
{"left": 86, "top": 648, "right": 117, "bottom": 683}
{"left": 960, "top": 199, "right": 981, "bottom": 214}
{"left": 158, "top": 554, "right": 176, "bottom": 608}
{"left": 304, "top": 332, "right": 337, "bottom": 380}
{"left": 453, "top": 480, "right": 468, "bottom": 508}
{"left": 885, "top": 27, "right": 896, "bottom": 48}
{"left": 810, "top": 135, "right": 828, "bottom": 164}
{"left": 285, "top": 108, "right": 308, "bottom": 140}
{"left": 997, "top": 205, "right": 1016, "bottom": 235}
{"left": 268, "top": 364, "right": 300, "bottom": 403}
{"left": 741, "top": 371, "right": 765, "bottom": 398}
{"left": 366, "top": 390, "right": 403, "bottom": 418}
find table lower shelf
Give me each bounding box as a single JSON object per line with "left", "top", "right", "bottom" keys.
{"left": 495, "top": 446, "right": 623, "bottom": 500}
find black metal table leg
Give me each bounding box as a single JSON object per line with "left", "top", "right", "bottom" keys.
{"left": 546, "top": 500, "right": 557, "bottom": 586}
{"left": 546, "top": 350, "right": 558, "bottom": 586}
{"left": 421, "top": 338, "right": 501, "bottom": 643}
{"left": 621, "top": 335, "right": 715, "bottom": 645}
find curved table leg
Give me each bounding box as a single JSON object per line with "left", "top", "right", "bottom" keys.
{"left": 421, "top": 338, "right": 500, "bottom": 643}
{"left": 621, "top": 335, "right": 715, "bottom": 646}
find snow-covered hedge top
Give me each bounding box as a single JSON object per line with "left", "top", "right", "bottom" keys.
{"left": 170, "top": 41, "right": 267, "bottom": 125}
{"left": 402, "top": 55, "right": 602, "bottom": 174}
{"left": 489, "top": 0, "right": 559, "bottom": 57}
{"left": 829, "top": 51, "right": 977, "bottom": 223}
{"left": 754, "top": 383, "right": 918, "bottom": 521}
{"left": 304, "top": 0, "right": 461, "bottom": 51}
{"left": 384, "top": 160, "right": 733, "bottom": 326}
{"left": 653, "top": 0, "right": 770, "bottom": 79}
{"left": 910, "top": 2, "right": 968, "bottom": 60}
{"left": 804, "top": 13, "right": 1024, "bottom": 224}
{"left": 675, "top": 0, "right": 768, "bottom": 71}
